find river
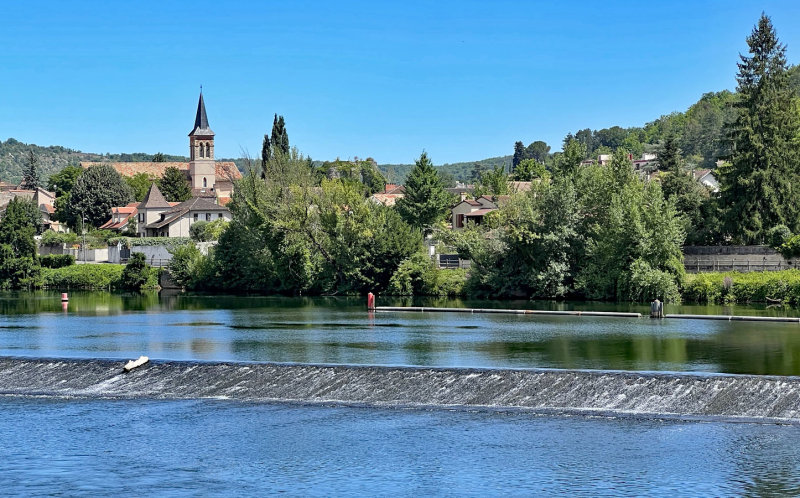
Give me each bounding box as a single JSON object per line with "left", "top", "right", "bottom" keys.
{"left": 2, "top": 291, "right": 800, "bottom": 495}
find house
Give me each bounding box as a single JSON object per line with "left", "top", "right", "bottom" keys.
{"left": 369, "top": 184, "right": 405, "bottom": 206}
{"left": 633, "top": 153, "right": 658, "bottom": 171}
{"left": 99, "top": 202, "right": 139, "bottom": 232}
{"left": 451, "top": 195, "right": 508, "bottom": 229}
{"left": 0, "top": 187, "right": 61, "bottom": 231}
{"left": 80, "top": 92, "right": 241, "bottom": 205}
{"left": 693, "top": 169, "right": 719, "bottom": 192}
{"left": 135, "top": 183, "right": 231, "bottom": 237}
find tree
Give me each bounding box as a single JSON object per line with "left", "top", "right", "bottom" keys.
{"left": 513, "top": 158, "right": 546, "bottom": 181}
{"left": 158, "top": 166, "right": 192, "bottom": 202}
{"left": 0, "top": 197, "right": 41, "bottom": 289}
{"left": 718, "top": 14, "right": 800, "bottom": 243}
{"left": 120, "top": 253, "right": 151, "bottom": 290}
{"left": 20, "top": 150, "right": 40, "bottom": 190}
{"left": 67, "top": 164, "right": 133, "bottom": 228}
{"left": 271, "top": 114, "right": 289, "bottom": 156}
{"left": 152, "top": 152, "right": 166, "bottom": 162}
{"left": 553, "top": 139, "right": 586, "bottom": 178}
{"left": 48, "top": 164, "right": 83, "bottom": 197}
{"left": 0, "top": 197, "right": 39, "bottom": 259}
{"left": 126, "top": 172, "right": 157, "bottom": 201}
{"left": 474, "top": 166, "right": 510, "bottom": 197}
{"left": 526, "top": 141, "right": 551, "bottom": 163}
{"left": 512, "top": 141, "right": 526, "bottom": 168}
{"left": 261, "top": 133, "right": 271, "bottom": 177}
{"left": 395, "top": 152, "right": 451, "bottom": 234}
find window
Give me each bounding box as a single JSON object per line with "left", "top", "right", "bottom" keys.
{"left": 194, "top": 213, "right": 198, "bottom": 221}
{"left": 205, "top": 144, "right": 211, "bottom": 157}
{"left": 218, "top": 213, "right": 223, "bottom": 219}
{"left": 206, "top": 213, "right": 211, "bottom": 221}
{"left": 203, "top": 177, "right": 207, "bottom": 188}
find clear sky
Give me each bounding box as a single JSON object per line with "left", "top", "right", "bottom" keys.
{"left": 3, "top": 1, "right": 800, "bottom": 164}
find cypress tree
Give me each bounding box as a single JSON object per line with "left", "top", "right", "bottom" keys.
{"left": 395, "top": 151, "right": 451, "bottom": 234}
{"left": 270, "top": 114, "right": 289, "bottom": 156}
{"left": 718, "top": 13, "right": 800, "bottom": 243}
{"left": 261, "top": 133, "right": 271, "bottom": 178}
{"left": 512, "top": 141, "right": 525, "bottom": 168}
{"left": 20, "top": 150, "right": 40, "bottom": 190}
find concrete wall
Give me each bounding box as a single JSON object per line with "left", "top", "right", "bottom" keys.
{"left": 683, "top": 245, "right": 796, "bottom": 273}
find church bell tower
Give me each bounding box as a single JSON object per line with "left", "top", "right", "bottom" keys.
{"left": 188, "top": 91, "right": 216, "bottom": 191}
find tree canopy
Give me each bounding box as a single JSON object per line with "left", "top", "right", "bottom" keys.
{"left": 66, "top": 164, "right": 133, "bottom": 228}
{"left": 158, "top": 166, "right": 192, "bottom": 202}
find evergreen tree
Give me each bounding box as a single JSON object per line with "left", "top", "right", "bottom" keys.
{"left": 261, "top": 133, "right": 271, "bottom": 177}
{"left": 158, "top": 166, "right": 193, "bottom": 202}
{"left": 719, "top": 13, "right": 800, "bottom": 243}
{"left": 271, "top": 114, "right": 289, "bottom": 156}
{"left": 20, "top": 150, "right": 39, "bottom": 190}
{"left": 512, "top": 141, "right": 526, "bottom": 168}
{"left": 395, "top": 152, "right": 451, "bottom": 234}
{"left": 152, "top": 152, "right": 166, "bottom": 162}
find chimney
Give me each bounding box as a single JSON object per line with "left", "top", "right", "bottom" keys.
{"left": 460, "top": 192, "right": 467, "bottom": 202}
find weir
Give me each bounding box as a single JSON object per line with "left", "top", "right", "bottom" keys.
{"left": 1, "top": 357, "right": 800, "bottom": 423}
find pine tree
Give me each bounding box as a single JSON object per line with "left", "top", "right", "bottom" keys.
{"left": 20, "top": 150, "right": 39, "bottom": 190}
{"left": 395, "top": 151, "right": 451, "bottom": 234}
{"left": 719, "top": 13, "right": 800, "bottom": 243}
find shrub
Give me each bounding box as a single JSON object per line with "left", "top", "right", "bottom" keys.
{"left": 120, "top": 253, "right": 153, "bottom": 290}
{"left": 780, "top": 235, "right": 800, "bottom": 259}
{"left": 189, "top": 221, "right": 209, "bottom": 241}
{"left": 40, "top": 254, "right": 75, "bottom": 269}
{"left": 768, "top": 225, "right": 792, "bottom": 249}
{"left": 40, "top": 231, "right": 79, "bottom": 246}
{"left": 189, "top": 219, "right": 229, "bottom": 242}
{"left": 387, "top": 252, "right": 467, "bottom": 296}
{"left": 682, "top": 270, "right": 800, "bottom": 304}
{"left": 108, "top": 236, "right": 191, "bottom": 248}
{"left": 41, "top": 265, "right": 124, "bottom": 289}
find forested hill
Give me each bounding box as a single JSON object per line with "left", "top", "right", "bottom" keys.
{"left": 0, "top": 138, "right": 187, "bottom": 185}
{"left": 379, "top": 155, "right": 513, "bottom": 185}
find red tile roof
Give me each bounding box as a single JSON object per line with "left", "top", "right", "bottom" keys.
{"left": 80, "top": 161, "right": 242, "bottom": 180}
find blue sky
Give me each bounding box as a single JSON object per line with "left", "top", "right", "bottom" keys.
{"left": 3, "top": 1, "right": 800, "bottom": 164}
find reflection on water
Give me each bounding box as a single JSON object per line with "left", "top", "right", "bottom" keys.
{"left": 3, "top": 290, "right": 800, "bottom": 375}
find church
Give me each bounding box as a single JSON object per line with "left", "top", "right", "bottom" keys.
{"left": 82, "top": 92, "right": 241, "bottom": 205}
{"left": 97, "top": 93, "right": 239, "bottom": 237}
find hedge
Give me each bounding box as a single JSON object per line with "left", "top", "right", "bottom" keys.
{"left": 682, "top": 270, "right": 800, "bottom": 304}
{"left": 39, "top": 254, "right": 75, "bottom": 269}
{"left": 41, "top": 264, "right": 159, "bottom": 290}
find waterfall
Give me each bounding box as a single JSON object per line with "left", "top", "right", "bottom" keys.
{"left": 1, "top": 357, "right": 799, "bottom": 423}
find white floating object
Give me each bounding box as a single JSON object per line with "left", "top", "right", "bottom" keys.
{"left": 123, "top": 356, "right": 149, "bottom": 372}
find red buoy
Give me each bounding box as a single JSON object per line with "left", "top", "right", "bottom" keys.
{"left": 367, "top": 292, "right": 375, "bottom": 310}
{"left": 61, "top": 293, "right": 69, "bottom": 302}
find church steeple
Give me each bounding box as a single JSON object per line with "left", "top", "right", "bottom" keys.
{"left": 188, "top": 90, "right": 216, "bottom": 190}
{"left": 189, "top": 91, "right": 214, "bottom": 137}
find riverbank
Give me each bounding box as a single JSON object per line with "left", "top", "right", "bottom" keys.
{"left": 683, "top": 269, "right": 800, "bottom": 304}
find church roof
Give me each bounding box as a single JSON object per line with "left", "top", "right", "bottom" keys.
{"left": 79, "top": 161, "right": 242, "bottom": 180}
{"left": 189, "top": 92, "right": 214, "bottom": 137}
{"left": 139, "top": 183, "right": 171, "bottom": 210}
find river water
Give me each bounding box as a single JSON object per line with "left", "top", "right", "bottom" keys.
{"left": 3, "top": 291, "right": 800, "bottom": 495}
